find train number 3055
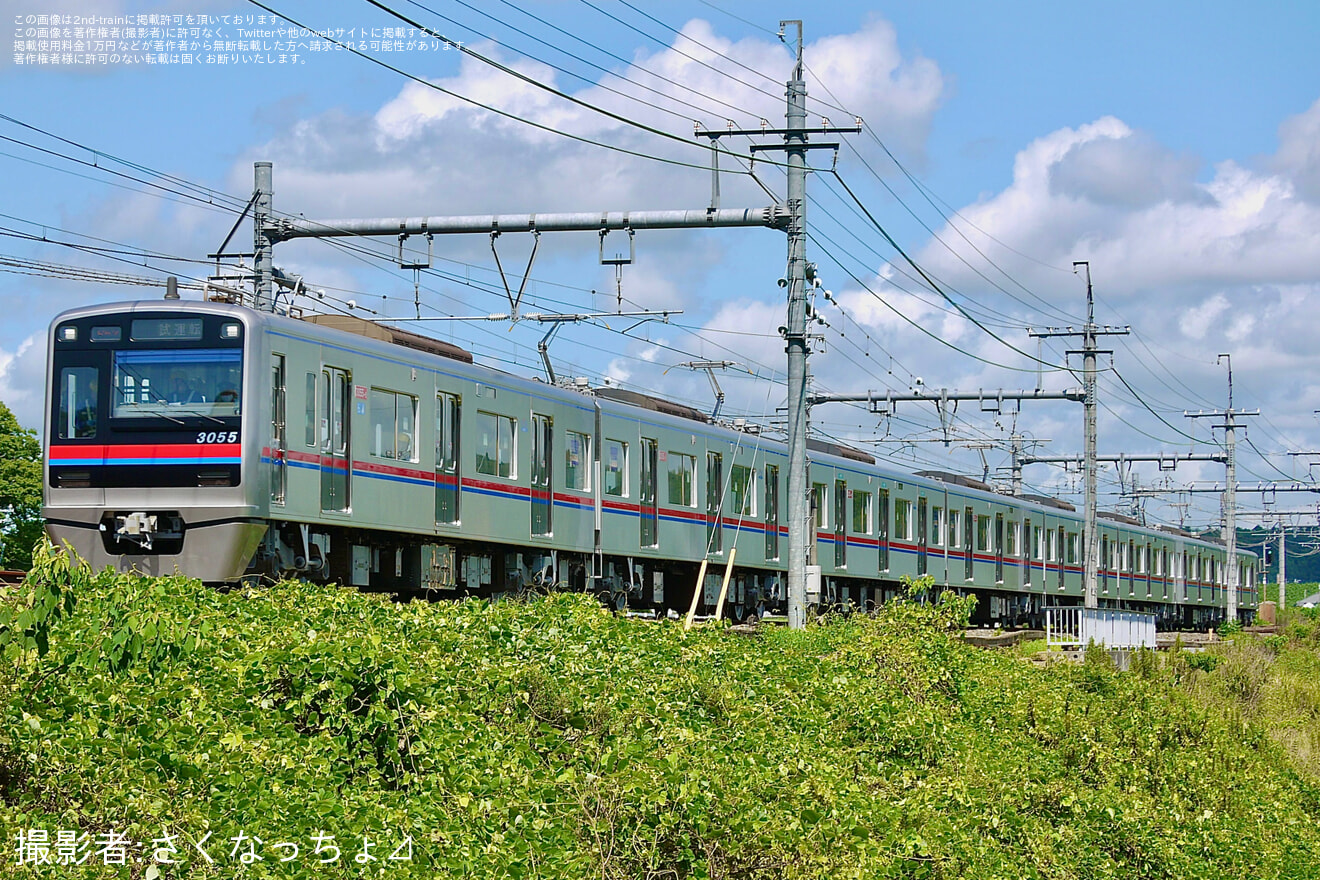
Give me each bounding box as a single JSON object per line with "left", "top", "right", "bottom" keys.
{"left": 196, "top": 431, "right": 240, "bottom": 444}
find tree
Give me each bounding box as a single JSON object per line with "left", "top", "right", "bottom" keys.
{"left": 0, "top": 400, "right": 43, "bottom": 570}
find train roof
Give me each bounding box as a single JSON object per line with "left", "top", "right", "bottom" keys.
{"left": 915, "top": 470, "right": 994, "bottom": 493}
{"left": 1021, "top": 493, "right": 1076, "bottom": 512}
{"left": 302, "top": 313, "right": 473, "bottom": 363}
{"left": 1157, "top": 524, "right": 1196, "bottom": 538}
{"left": 807, "top": 438, "right": 875, "bottom": 465}
{"left": 593, "top": 388, "right": 709, "bottom": 423}
{"left": 1098, "top": 510, "right": 1143, "bottom": 527}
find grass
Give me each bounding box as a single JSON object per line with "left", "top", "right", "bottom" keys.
{"left": 2, "top": 551, "right": 1320, "bottom": 878}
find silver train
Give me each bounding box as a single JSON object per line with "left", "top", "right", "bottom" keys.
{"left": 43, "top": 298, "right": 1260, "bottom": 627}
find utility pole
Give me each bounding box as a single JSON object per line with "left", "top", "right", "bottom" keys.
{"left": 698, "top": 21, "right": 859, "bottom": 629}
{"left": 1284, "top": 451, "right": 1320, "bottom": 609}
{"left": 1010, "top": 432, "right": 1025, "bottom": 497}
{"left": 252, "top": 161, "right": 274, "bottom": 311}
{"left": 1185, "top": 354, "right": 1259, "bottom": 624}
{"left": 1279, "top": 523, "right": 1287, "bottom": 609}
{"left": 1027, "top": 263, "right": 1129, "bottom": 609}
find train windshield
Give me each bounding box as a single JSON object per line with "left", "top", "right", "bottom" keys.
{"left": 111, "top": 348, "right": 244, "bottom": 418}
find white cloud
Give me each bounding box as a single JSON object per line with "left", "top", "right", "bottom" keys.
{"left": 234, "top": 17, "right": 945, "bottom": 223}
{"left": 1274, "top": 97, "right": 1320, "bottom": 203}
{"left": 0, "top": 333, "right": 47, "bottom": 432}
{"left": 1179, "top": 292, "right": 1230, "bottom": 340}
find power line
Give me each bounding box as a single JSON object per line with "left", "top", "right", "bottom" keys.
{"left": 243, "top": 0, "right": 733, "bottom": 174}
{"left": 829, "top": 169, "right": 1069, "bottom": 371}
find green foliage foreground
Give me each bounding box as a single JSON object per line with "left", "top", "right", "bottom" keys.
{"left": 2, "top": 547, "right": 1320, "bottom": 879}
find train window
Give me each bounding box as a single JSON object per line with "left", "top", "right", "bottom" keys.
{"left": 668, "top": 452, "right": 696, "bottom": 507}
{"left": 369, "top": 389, "right": 418, "bottom": 461}
{"left": 304, "top": 372, "right": 317, "bottom": 447}
{"left": 895, "top": 498, "right": 911, "bottom": 541}
{"left": 947, "top": 508, "right": 958, "bottom": 549}
{"left": 436, "top": 393, "right": 460, "bottom": 470}
{"left": 565, "top": 431, "right": 591, "bottom": 491}
{"left": 975, "top": 515, "right": 988, "bottom": 552}
{"left": 1067, "top": 532, "right": 1079, "bottom": 565}
{"left": 1006, "top": 521, "right": 1019, "bottom": 557}
{"left": 932, "top": 507, "right": 943, "bottom": 546}
{"left": 852, "top": 490, "right": 871, "bottom": 534}
{"left": 604, "top": 439, "right": 627, "bottom": 496}
{"left": 476, "top": 411, "right": 516, "bottom": 478}
{"left": 730, "top": 465, "right": 755, "bottom": 517}
{"left": 57, "top": 367, "right": 99, "bottom": 439}
{"left": 111, "top": 348, "right": 242, "bottom": 416}
{"left": 1047, "top": 530, "right": 1057, "bottom": 562}
{"left": 811, "top": 483, "right": 827, "bottom": 528}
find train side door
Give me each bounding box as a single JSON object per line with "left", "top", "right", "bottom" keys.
{"left": 320, "top": 366, "right": 351, "bottom": 512}
{"left": 764, "top": 464, "right": 779, "bottom": 560}
{"left": 531, "top": 413, "right": 552, "bottom": 536}
{"left": 963, "top": 505, "right": 974, "bottom": 581}
{"left": 1060, "top": 527, "right": 1068, "bottom": 591}
{"left": 270, "top": 354, "right": 286, "bottom": 504}
{"left": 917, "top": 496, "right": 928, "bottom": 576}
{"left": 878, "top": 489, "right": 889, "bottom": 572}
{"left": 995, "top": 512, "right": 1005, "bottom": 584}
{"left": 435, "top": 392, "right": 460, "bottom": 524}
{"left": 833, "top": 479, "right": 847, "bottom": 568}
{"left": 1022, "top": 516, "right": 1032, "bottom": 588}
{"left": 640, "top": 438, "right": 658, "bottom": 546}
{"left": 707, "top": 451, "right": 723, "bottom": 554}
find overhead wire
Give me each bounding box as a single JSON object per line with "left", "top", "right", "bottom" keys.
{"left": 433, "top": 0, "right": 785, "bottom": 129}
{"left": 243, "top": 0, "right": 746, "bottom": 174}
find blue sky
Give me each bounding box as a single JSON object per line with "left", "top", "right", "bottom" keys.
{"left": 5, "top": 0, "right": 1320, "bottom": 532}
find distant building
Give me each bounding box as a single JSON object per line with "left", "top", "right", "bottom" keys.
{"left": 1298, "top": 592, "right": 1320, "bottom": 609}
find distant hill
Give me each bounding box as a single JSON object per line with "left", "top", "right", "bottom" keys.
{"left": 1222, "top": 526, "right": 1320, "bottom": 586}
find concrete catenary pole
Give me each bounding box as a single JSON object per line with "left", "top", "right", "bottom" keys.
{"left": 1279, "top": 523, "right": 1287, "bottom": 610}
{"left": 1080, "top": 266, "right": 1100, "bottom": 609}
{"left": 783, "top": 20, "right": 810, "bottom": 630}
{"left": 1223, "top": 356, "right": 1239, "bottom": 623}
{"left": 252, "top": 161, "right": 274, "bottom": 312}
{"left": 1185, "top": 355, "right": 1258, "bottom": 624}
{"left": 1027, "top": 263, "right": 1128, "bottom": 609}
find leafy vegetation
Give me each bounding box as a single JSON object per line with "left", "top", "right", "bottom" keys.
{"left": 2, "top": 551, "right": 1319, "bottom": 878}
{"left": 1179, "top": 607, "right": 1320, "bottom": 782}
{"left": 0, "top": 400, "right": 42, "bottom": 570}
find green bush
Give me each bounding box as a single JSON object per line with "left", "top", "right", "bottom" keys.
{"left": 2, "top": 545, "right": 1319, "bottom": 878}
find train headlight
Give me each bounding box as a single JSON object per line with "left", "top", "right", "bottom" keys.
{"left": 221, "top": 323, "right": 241, "bottom": 339}
{"left": 59, "top": 325, "right": 77, "bottom": 342}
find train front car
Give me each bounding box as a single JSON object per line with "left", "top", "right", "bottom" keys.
{"left": 44, "top": 300, "right": 265, "bottom": 583}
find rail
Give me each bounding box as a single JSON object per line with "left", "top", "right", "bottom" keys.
{"left": 1045, "top": 607, "right": 1155, "bottom": 650}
